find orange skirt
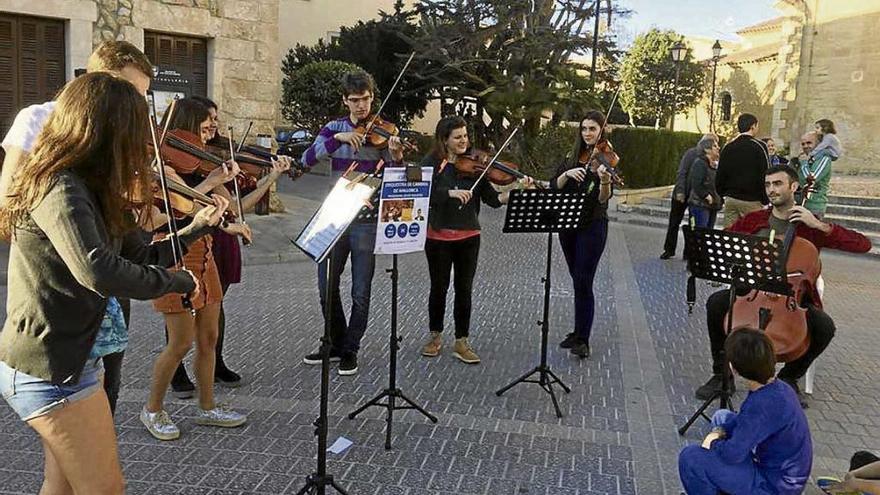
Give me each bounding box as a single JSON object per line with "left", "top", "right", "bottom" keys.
{"left": 152, "top": 234, "right": 223, "bottom": 314}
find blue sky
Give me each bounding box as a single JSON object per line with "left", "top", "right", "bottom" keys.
{"left": 612, "top": 0, "right": 780, "bottom": 45}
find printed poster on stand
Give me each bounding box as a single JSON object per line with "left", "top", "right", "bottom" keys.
{"left": 374, "top": 167, "right": 433, "bottom": 255}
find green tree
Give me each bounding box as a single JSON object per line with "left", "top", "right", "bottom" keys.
{"left": 280, "top": 1, "right": 431, "bottom": 127}
{"left": 619, "top": 29, "right": 705, "bottom": 128}
{"left": 407, "top": 0, "right": 628, "bottom": 148}
{"left": 280, "top": 60, "right": 364, "bottom": 133}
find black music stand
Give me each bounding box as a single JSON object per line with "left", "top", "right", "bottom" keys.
{"left": 347, "top": 252, "right": 438, "bottom": 449}
{"left": 292, "top": 175, "right": 379, "bottom": 495}
{"left": 495, "top": 189, "right": 590, "bottom": 418}
{"left": 677, "top": 226, "right": 789, "bottom": 435}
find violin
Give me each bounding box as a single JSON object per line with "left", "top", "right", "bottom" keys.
{"left": 152, "top": 172, "right": 236, "bottom": 227}
{"left": 157, "top": 129, "right": 256, "bottom": 190}
{"left": 579, "top": 139, "right": 624, "bottom": 186}
{"left": 208, "top": 134, "right": 307, "bottom": 180}
{"left": 354, "top": 114, "right": 418, "bottom": 152}
{"left": 454, "top": 149, "right": 536, "bottom": 187}
{"left": 725, "top": 177, "right": 819, "bottom": 362}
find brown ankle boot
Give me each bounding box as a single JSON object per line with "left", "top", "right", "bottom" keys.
{"left": 453, "top": 338, "right": 480, "bottom": 364}
{"left": 421, "top": 331, "right": 442, "bottom": 357}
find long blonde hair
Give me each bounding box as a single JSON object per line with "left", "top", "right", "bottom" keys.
{"left": 0, "top": 72, "right": 152, "bottom": 239}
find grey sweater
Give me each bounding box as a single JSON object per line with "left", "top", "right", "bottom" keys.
{"left": 0, "top": 171, "right": 205, "bottom": 383}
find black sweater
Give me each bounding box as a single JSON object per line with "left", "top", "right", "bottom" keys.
{"left": 422, "top": 154, "right": 502, "bottom": 231}
{"left": 715, "top": 134, "right": 770, "bottom": 203}
{"left": 550, "top": 158, "right": 609, "bottom": 223}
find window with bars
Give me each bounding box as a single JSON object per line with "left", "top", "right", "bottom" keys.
{"left": 0, "top": 13, "right": 65, "bottom": 138}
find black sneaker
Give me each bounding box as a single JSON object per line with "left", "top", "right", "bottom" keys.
{"left": 303, "top": 348, "right": 343, "bottom": 365}
{"left": 171, "top": 381, "right": 195, "bottom": 399}
{"left": 570, "top": 340, "right": 590, "bottom": 358}
{"left": 560, "top": 333, "right": 579, "bottom": 349}
{"left": 694, "top": 374, "right": 736, "bottom": 400}
{"left": 215, "top": 367, "right": 242, "bottom": 388}
{"left": 660, "top": 251, "right": 675, "bottom": 260}
{"left": 171, "top": 367, "right": 195, "bottom": 399}
{"left": 338, "top": 353, "right": 358, "bottom": 376}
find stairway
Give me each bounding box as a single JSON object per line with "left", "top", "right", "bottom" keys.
{"left": 611, "top": 195, "right": 880, "bottom": 257}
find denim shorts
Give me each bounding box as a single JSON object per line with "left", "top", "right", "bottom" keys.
{"left": 0, "top": 358, "right": 104, "bottom": 421}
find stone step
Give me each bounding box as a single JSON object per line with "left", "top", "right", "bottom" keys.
{"left": 609, "top": 210, "right": 880, "bottom": 258}
{"left": 642, "top": 196, "right": 880, "bottom": 218}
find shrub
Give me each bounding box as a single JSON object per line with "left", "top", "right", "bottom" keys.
{"left": 280, "top": 60, "right": 365, "bottom": 133}
{"left": 611, "top": 127, "right": 706, "bottom": 188}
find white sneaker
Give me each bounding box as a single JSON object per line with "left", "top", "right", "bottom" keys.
{"left": 195, "top": 404, "right": 247, "bottom": 428}
{"left": 140, "top": 408, "right": 180, "bottom": 441}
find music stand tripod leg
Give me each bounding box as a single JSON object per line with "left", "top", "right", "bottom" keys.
{"left": 496, "top": 232, "right": 570, "bottom": 418}
{"left": 296, "top": 254, "right": 349, "bottom": 495}
{"left": 348, "top": 254, "right": 436, "bottom": 450}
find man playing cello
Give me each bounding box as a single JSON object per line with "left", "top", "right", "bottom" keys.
{"left": 694, "top": 165, "right": 871, "bottom": 403}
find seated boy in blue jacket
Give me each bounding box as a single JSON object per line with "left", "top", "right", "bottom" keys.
{"left": 679, "top": 327, "right": 813, "bottom": 495}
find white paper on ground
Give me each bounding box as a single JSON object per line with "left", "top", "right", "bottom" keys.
{"left": 327, "top": 436, "right": 353, "bottom": 454}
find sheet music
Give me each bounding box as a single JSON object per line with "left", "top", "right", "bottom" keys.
{"left": 295, "top": 176, "right": 379, "bottom": 263}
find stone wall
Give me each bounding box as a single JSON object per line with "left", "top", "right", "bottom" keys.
{"left": 131, "top": 0, "right": 281, "bottom": 138}
{"left": 786, "top": 4, "right": 880, "bottom": 174}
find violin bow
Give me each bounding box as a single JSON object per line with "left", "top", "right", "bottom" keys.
{"left": 226, "top": 126, "right": 251, "bottom": 246}
{"left": 148, "top": 98, "right": 196, "bottom": 316}
{"left": 459, "top": 127, "right": 521, "bottom": 209}
{"left": 364, "top": 51, "right": 416, "bottom": 133}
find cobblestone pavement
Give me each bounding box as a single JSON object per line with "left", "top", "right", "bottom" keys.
{"left": 1, "top": 178, "right": 878, "bottom": 494}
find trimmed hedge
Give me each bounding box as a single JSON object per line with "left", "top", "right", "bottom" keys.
{"left": 610, "top": 127, "right": 706, "bottom": 189}
{"left": 523, "top": 125, "right": 706, "bottom": 189}
{"left": 404, "top": 125, "right": 709, "bottom": 189}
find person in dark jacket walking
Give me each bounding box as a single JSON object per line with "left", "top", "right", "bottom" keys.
{"left": 715, "top": 113, "right": 771, "bottom": 227}
{"left": 687, "top": 138, "right": 722, "bottom": 228}
{"left": 419, "top": 116, "right": 532, "bottom": 364}
{"left": 661, "top": 134, "right": 718, "bottom": 259}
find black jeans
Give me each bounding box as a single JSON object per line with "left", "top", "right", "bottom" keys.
{"left": 102, "top": 298, "right": 130, "bottom": 416}
{"left": 663, "top": 198, "right": 688, "bottom": 255}
{"left": 706, "top": 289, "right": 836, "bottom": 380}
{"left": 102, "top": 351, "right": 124, "bottom": 415}
{"left": 558, "top": 219, "right": 608, "bottom": 343}
{"left": 425, "top": 235, "right": 481, "bottom": 338}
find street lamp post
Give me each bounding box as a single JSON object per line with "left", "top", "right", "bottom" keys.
{"left": 709, "top": 39, "right": 723, "bottom": 132}
{"left": 670, "top": 40, "right": 687, "bottom": 131}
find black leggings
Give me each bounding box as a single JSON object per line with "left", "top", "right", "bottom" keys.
{"left": 425, "top": 236, "right": 480, "bottom": 338}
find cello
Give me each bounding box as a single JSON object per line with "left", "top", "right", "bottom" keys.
{"left": 725, "top": 178, "right": 819, "bottom": 362}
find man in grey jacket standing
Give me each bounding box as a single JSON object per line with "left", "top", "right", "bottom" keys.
{"left": 661, "top": 134, "right": 718, "bottom": 259}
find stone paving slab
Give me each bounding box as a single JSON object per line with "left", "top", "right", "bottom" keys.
{"left": 1, "top": 180, "right": 878, "bottom": 494}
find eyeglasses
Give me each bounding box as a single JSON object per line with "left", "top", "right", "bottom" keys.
{"left": 345, "top": 95, "right": 372, "bottom": 104}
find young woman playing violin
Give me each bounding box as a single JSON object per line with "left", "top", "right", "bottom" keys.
{"left": 141, "top": 97, "right": 253, "bottom": 441}
{"left": 420, "top": 116, "right": 533, "bottom": 364}
{"left": 165, "top": 96, "right": 292, "bottom": 396}
{"left": 0, "top": 73, "right": 222, "bottom": 495}
{"left": 551, "top": 110, "right": 616, "bottom": 358}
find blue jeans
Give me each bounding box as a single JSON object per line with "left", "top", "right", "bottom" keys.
{"left": 688, "top": 205, "right": 718, "bottom": 229}
{"left": 558, "top": 219, "right": 608, "bottom": 342}
{"left": 317, "top": 222, "right": 377, "bottom": 354}
{"left": 0, "top": 358, "right": 104, "bottom": 421}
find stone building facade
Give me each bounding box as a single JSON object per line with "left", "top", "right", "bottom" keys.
{"left": 675, "top": 0, "right": 880, "bottom": 174}
{"left": 0, "top": 0, "right": 281, "bottom": 139}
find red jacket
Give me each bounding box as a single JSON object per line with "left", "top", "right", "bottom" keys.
{"left": 727, "top": 208, "right": 872, "bottom": 307}
{"left": 728, "top": 208, "right": 872, "bottom": 254}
